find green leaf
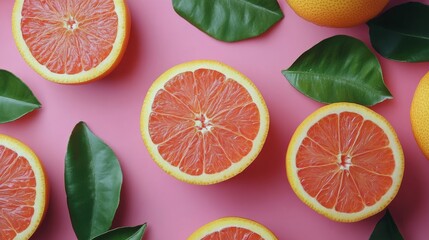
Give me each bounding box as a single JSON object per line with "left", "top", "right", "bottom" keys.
{"left": 92, "top": 224, "right": 147, "bottom": 240}
{"left": 282, "top": 35, "right": 392, "bottom": 106}
{"left": 172, "top": 0, "right": 284, "bottom": 42}
{"left": 65, "top": 122, "right": 123, "bottom": 240}
{"left": 368, "top": 2, "right": 429, "bottom": 62}
{"left": 370, "top": 210, "right": 404, "bottom": 240}
{"left": 0, "top": 69, "right": 41, "bottom": 123}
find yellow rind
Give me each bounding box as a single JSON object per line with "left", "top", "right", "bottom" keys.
{"left": 411, "top": 71, "right": 429, "bottom": 160}
{"left": 12, "top": 0, "right": 131, "bottom": 84}
{"left": 286, "top": 0, "right": 389, "bottom": 28}
{"left": 187, "top": 217, "right": 278, "bottom": 240}
{"left": 286, "top": 102, "right": 404, "bottom": 222}
{"left": 0, "top": 134, "right": 49, "bottom": 239}
{"left": 140, "top": 60, "right": 269, "bottom": 185}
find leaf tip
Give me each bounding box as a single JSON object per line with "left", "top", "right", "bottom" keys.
{"left": 76, "top": 121, "right": 88, "bottom": 128}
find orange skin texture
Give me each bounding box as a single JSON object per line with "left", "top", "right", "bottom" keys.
{"left": 411, "top": 72, "right": 429, "bottom": 160}
{"left": 286, "top": 0, "right": 389, "bottom": 27}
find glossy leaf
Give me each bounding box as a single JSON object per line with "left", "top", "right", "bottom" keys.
{"left": 65, "top": 122, "right": 123, "bottom": 240}
{"left": 0, "top": 69, "right": 41, "bottom": 123}
{"left": 282, "top": 35, "right": 392, "bottom": 106}
{"left": 92, "top": 224, "right": 147, "bottom": 240}
{"left": 370, "top": 210, "right": 404, "bottom": 240}
{"left": 368, "top": 2, "right": 429, "bottom": 62}
{"left": 172, "top": 0, "right": 284, "bottom": 42}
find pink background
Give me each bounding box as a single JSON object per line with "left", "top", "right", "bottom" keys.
{"left": 1, "top": 0, "right": 429, "bottom": 239}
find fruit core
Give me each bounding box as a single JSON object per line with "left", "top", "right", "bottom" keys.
{"left": 65, "top": 16, "right": 78, "bottom": 30}
{"left": 195, "top": 114, "right": 212, "bottom": 133}
{"left": 339, "top": 153, "right": 352, "bottom": 170}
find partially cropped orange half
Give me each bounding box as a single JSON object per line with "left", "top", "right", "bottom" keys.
{"left": 12, "top": 0, "right": 130, "bottom": 84}
{"left": 0, "top": 134, "right": 48, "bottom": 240}
{"left": 187, "top": 217, "right": 278, "bottom": 240}
{"left": 286, "top": 103, "right": 404, "bottom": 222}
{"left": 141, "top": 60, "right": 269, "bottom": 185}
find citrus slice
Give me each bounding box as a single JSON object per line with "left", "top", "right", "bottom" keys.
{"left": 187, "top": 217, "right": 278, "bottom": 240}
{"left": 12, "top": 0, "right": 130, "bottom": 84}
{"left": 0, "top": 134, "right": 48, "bottom": 240}
{"left": 286, "top": 0, "right": 388, "bottom": 27}
{"left": 411, "top": 71, "right": 429, "bottom": 160}
{"left": 286, "top": 103, "right": 404, "bottom": 222}
{"left": 140, "top": 60, "right": 269, "bottom": 185}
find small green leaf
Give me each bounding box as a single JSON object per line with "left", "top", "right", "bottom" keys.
{"left": 368, "top": 2, "right": 429, "bottom": 62}
{"left": 370, "top": 210, "right": 404, "bottom": 240}
{"left": 65, "top": 122, "right": 123, "bottom": 240}
{"left": 0, "top": 69, "right": 41, "bottom": 123}
{"left": 172, "top": 0, "right": 284, "bottom": 42}
{"left": 92, "top": 224, "right": 147, "bottom": 240}
{"left": 282, "top": 35, "right": 392, "bottom": 106}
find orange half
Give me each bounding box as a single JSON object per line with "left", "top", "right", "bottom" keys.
{"left": 12, "top": 0, "right": 130, "bottom": 84}
{"left": 0, "top": 134, "right": 48, "bottom": 239}
{"left": 286, "top": 103, "right": 404, "bottom": 222}
{"left": 187, "top": 217, "right": 278, "bottom": 240}
{"left": 141, "top": 60, "right": 269, "bottom": 185}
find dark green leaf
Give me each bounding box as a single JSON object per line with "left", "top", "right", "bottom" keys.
{"left": 370, "top": 210, "right": 404, "bottom": 240}
{"left": 0, "top": 69, "right": 41, "bottom": 123}
{"left": 65, "top": 122, "right": 123, "bottom": 240}
{"left": 282, "top": 35, "right": 392, "bottom": 106}
{"left": 172, "top": 0, "right": 284, "bottom": 42}
{"left": 368, "top": 2, "right": 429, "bottom": 62}
{"left": 92, "top": 224, "right": 147, "bottom": 240}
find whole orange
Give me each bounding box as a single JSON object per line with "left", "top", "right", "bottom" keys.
{"left": 286, "top": 0, "right": 389, "bottom": 27}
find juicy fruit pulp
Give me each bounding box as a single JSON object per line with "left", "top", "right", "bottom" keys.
{"left": 150, "top": 70, "right": 260, "bottom": 175}
{"left": 0, "top": 146, "right": 35, "bottom": 239}
{"left": 298, "top": 112, "right": 394, "bottom": 211}
{"left": 200, "top": 227, "right": 263, "bottom": 239}
{"left": 20, "top": 0, "right": 118, "bottom": 74}
{"left": 12, "top": 0, "right": 130, "bottom": 83}
{"left": 287, "top": 103, "right": 404, "bottom": 222}
{"left": 141, "top": 60, "right": 269, "bottom": 185}
{"left": 0, "top": 136, "right": 48, "bottom": 240}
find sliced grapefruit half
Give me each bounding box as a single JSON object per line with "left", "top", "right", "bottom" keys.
{"left": 12, "top": 0, "right": 130, "bottom": 84}
{"left": 0, "top": 134, "right": 48, "bottom": 239}
{"left": 187, "top": 217, "right": 278, "bottom": 240}
{"left": 141, "top": 60, "right": 269, "bottom": 185}
{"left": 286, "top": 103, "right": 404, "bottom": 222}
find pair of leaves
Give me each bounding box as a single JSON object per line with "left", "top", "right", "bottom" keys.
{"left": 283, "top": 2, "right": 429, "bottom": 104}
{"left": 66, "top": 122, "right": 146, "bottom": 240}
{"left": 282, "top": 35, "right": 392, "bottom": 106}
{"left": 370, "top": 210, "right": 404, "bottom": 240}
{"left": 368, "top": 2, "right": 429, "bottom": 62}
{"left": 173, "top": 0, "right": 283, "bottom": 42}
{"left": 0, "top": 70, "right": 40, "bottom": 123}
